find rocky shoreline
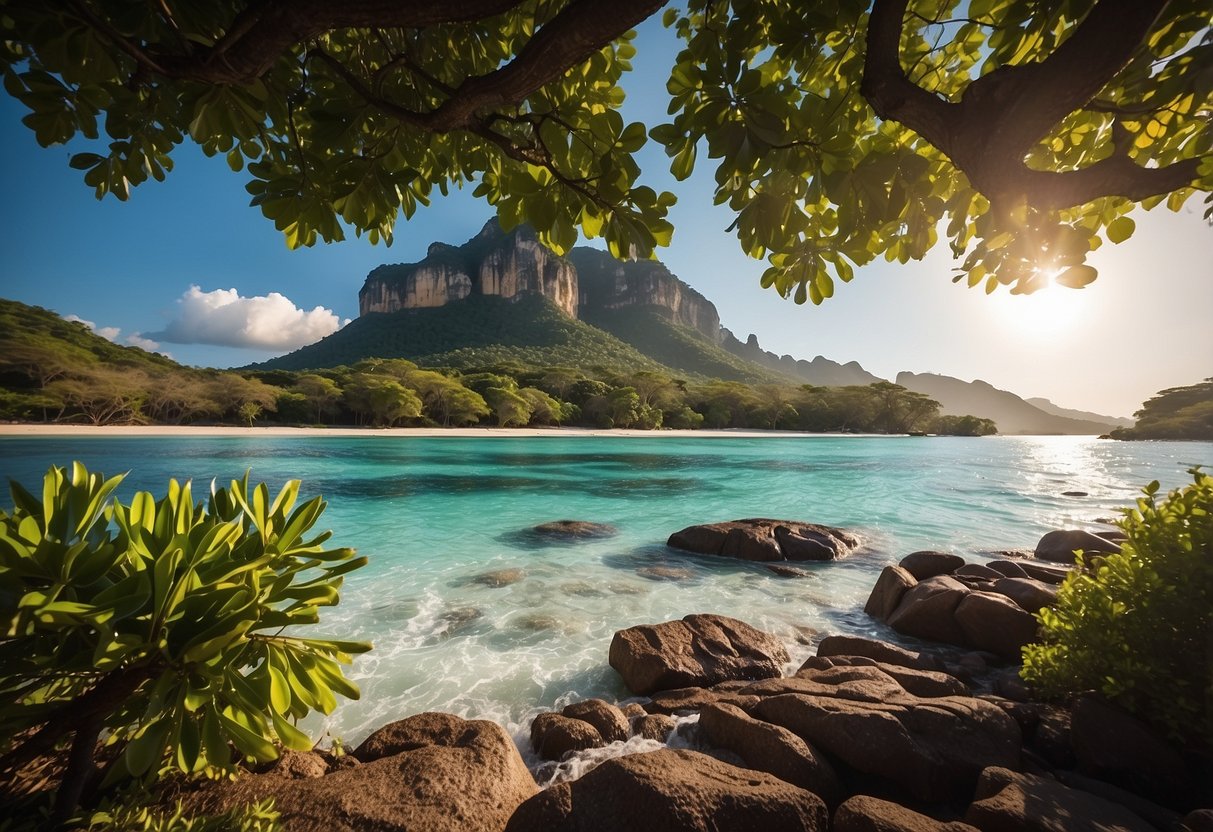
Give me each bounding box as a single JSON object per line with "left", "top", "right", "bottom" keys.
{"left": 184, "top": 519, "right": 1210, "bottom": 831}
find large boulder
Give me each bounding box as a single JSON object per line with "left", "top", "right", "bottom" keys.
{"left": 753, "top": 689, "right": 1021, "bottom": 802}
{"left": 667, "top": 518, "right": 860, "bottom": 562}
{"left": 954, "top": 591, "right": 1039, "bottom": 660}
{"left": 609, "top": 614, "right": 789, "bottom": 695}
{"left": 1034, "top": 529, "right": 1121, "bottom": 564}
{"left": 195, "top": 713, "right": 536, "bottom": 832}
{"left": 965, "top": 767, "right": 1158, "bottom": 832}
{"left": 698, "top": 702, "right": 841, "bottom": 805}
{"left": 992, "top": 577, "right": 1058, "bottom": 613}
{"left": 797, "top": 656, "right": 968, "bottom": 698}
{"left": 865, "top": 565, "right": 918, "bottom": 621}
{"left": 561, "top": 699, "right": 630, "bottom": 744}
{"left": 899, "top": 551, "right": 966, "bottom": 580}
{"left": 504, "top": 748, "right": 828, "bottom": 832}
{"left": 833, "top": 795, "right": 978, "bottom": 831}
{"left": 642, "top": 683, "right": 761, "bottom": 716}
{"left": 530, "top": 520, "right": 618, "bottom": 540}
{"left": 887, "top": 575, "right": 970, "bottom": 645}
{"left": 530, "top": 712, "right": 603, "bottom": 761}
{"left": 815, "top": 635, "right": 945, "bottom": 672}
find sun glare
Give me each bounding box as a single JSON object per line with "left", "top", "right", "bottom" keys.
{"left": 990, "top": 270, "right": 1087, "bottom": 336}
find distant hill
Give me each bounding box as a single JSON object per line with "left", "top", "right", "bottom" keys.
{"left": 897, "top": 372, "right": 1119, "bottom": 435}
{"left": 1026, "top": 397, "right": 1132, "bottom": 428}
{"left": 1111, "top": 378, "right": 1213, "bottom": 440}
{"left": 722, "top": 332, "right": 883, "bottom": 387}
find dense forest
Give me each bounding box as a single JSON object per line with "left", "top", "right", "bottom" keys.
{"left": 0, "top": 299, "right": 997, "bottom": 435}
{"left": 1109, "top": 379, "right": 1213, "bottom": 441}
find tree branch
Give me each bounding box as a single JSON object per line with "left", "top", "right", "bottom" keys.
{"left": 860, "top": 0, "right": 1199, "bottom": 213}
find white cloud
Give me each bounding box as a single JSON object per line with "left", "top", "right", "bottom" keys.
{"left": 151, "top": 285, "right": 344, "bottom": 350}
{"left": 63, "top": 314, "right": 120, "bottom": 342}
{"left": 125, "top": 333, "right": 161, "bottom": 351}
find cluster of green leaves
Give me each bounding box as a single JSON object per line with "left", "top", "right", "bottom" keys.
{"left": 654, "top": 1, "right": 1212, "bottom": 301}
{"left": 1022, "top": 469, "right": 1213, "bottom": 745}
{"left": 0, "top": 463, "right": 369, "bottom": 814}
{"left": 80, "top": 799, "right": 279, "bottom": 832}
{"left": 1110, "top": 378, "right": 1213, "bottom": 441}
{"left": 0, "top": 2, "right": 674, "bottom": 258}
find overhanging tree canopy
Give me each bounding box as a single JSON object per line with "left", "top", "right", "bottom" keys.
{"left": 2, "top": 0, "right": 1209, "bottom": 302}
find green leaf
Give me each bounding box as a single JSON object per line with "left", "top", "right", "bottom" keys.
{"left": 1106, "top": 216, "right": 1136, "bottom": 244}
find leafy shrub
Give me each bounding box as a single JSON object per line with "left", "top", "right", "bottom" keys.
{"left": 1021, "top": 469, "right": 1213, "bottom": 745}
{"left": 0, "top": 464, "right": 369, "bottom": 820}
{"left": 82, "top": 799, "right": 279, "bottom": 832}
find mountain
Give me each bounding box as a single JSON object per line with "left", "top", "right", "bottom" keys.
{"left": 897, "top": 372, "right": 1120, "bottom": 435}
{"left": 260, "top": 220, "right": 794, "bottom": 382}
{"left": 1110, "top": 378, "right": 1213, "bottom": 440}
{"left": 721, "top": 332, "right": 883, "bottom": 387}
{"left": 1025, "top": 397, "right": 1133, "bottom": 428}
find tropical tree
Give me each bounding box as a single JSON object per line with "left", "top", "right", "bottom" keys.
{"left": 2, "top": 1, "right": 1207, "bottom": 301}
{"left": 293, "top": 373, "right": 344, "bottom": 423}
{"left": 483, "top": 386, "right": 533, "bottom": 427}
{"left": 342, "top": 374, "right": 422, "bottom": 426}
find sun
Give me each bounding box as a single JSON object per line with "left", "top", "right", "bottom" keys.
{"left": 989, "top": 270, "right": 1087, "bottom": 336}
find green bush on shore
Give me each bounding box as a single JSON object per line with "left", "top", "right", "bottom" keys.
{"left": 1021, "top": 468, "right": 1213, "bottom": 746}
{"left": 0, "top": 464, "right": 368, "bottom": 825}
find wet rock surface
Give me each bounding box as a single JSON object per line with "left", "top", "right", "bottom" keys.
{"left": 609, "top": 613, "right": 789, "bottom": 695}
{"left": 667, "top": 518, "right": 860, "bottom": 562}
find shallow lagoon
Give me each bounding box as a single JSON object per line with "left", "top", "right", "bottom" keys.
{"left": 2, "top": 434, "right": 1209, "bottom": 746}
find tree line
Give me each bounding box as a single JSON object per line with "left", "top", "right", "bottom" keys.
{"left": 1, "top": 340, "right": 996, "bottom": 435}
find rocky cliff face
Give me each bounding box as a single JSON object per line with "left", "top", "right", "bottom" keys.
{"left": 359, "top": 221, "right": 578, "bottom": 317}
{"left": 568, "top": 249, "right": 723, "bottom": 343}
{"left": 358, "top": 221, "right": 723, "bottom": 343}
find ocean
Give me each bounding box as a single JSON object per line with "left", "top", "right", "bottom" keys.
{"left": 2, "top": 434, "right": 1208, "bottom": 749}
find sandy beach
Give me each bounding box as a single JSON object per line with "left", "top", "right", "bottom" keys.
{"left": 0, "top": 424, "right": 876, "bottom": 439}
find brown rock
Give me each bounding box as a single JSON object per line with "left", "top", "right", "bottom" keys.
{"left": 667, "top": 518, "right": 859, "bottom": 562}
{"left": 899, "top": 551, "right": 966, "bottom": 580}
{"left": 636, "top": 565, "right": 694, "bottom": 581}
{"left": 642, "top": 684, "right": 761, "bottom": 716}
{"left": 955, "top": 563, "right": 1004, "bottom": 580}
{"left": 887, "top": 576, "right": 970, "bottom": 645}
{"left": 1034, "top": 529, "right": 1121, "bottom": 564}
{"left": 992, "top": 577, "right": 1058, "bottom": 613}
{"left": 503, "top": 748, "right": 828, "bottom": 832}
{"left": 1071, "top": 695, "right": 1192, "bottom": 807}
{"left": 561, "top": 699, "right": 629, "bottom": 744}
{"left": 531, "top": 520, "right": 618, "bottom": 540}
{"left": 699, "top": 703, "right": 841, "bottom": 804}
{"left": 987, "top": 560, "right": 1031, "bottom": 579}
{"left": 816, "top": 634, "right": 945, "bottom": 671}
{"left": 965, "top": 767, "right": 1157, "bottom": 832}
{"left": 633, "top": 714, "right": 676, "bottom": 741}
{"left": 955, "top": 591, "right": 1039, "bottom": 659}
{"left": 833, "top": 795, "right": 978, "bottom": 831}
{"left": 1018, "top": 561, "right": 1073, "bottom": 584}
{"left": 197, "top": 712, "right": 536, "bottom": 832}
{"left": 1182, "top": 810, "right": 1213, "bottom": 832}
{"left": 530, "top": 712, "right": 603, "bottom": 761}
{"left": 797, "top": 657, "right": 967, "bottom": 698}
{"left": 754, "top": 691, "right": 1021, "bottom": 802}
{"left": 465, "top": 568, "right": 525, "bottom": 588}
{"left": 609, "top": 614, "right": 789, "bottom": 695}
{"left": 620, "top": 703, "right": 647, "bottom": 720}
{"left": 865, "top": 565, "right": 918, "bottom": 621}
{"left": 265, "top": 750, "right": 328, "bottom": 779}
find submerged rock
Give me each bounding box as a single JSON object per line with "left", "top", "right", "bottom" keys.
{"left": 462, "top": 567, "right": 525, "bottom": 588}
{"left": 530, "top": 520, "right": 618, "bottom": 540}
{"left": 667, "top": 518, "right": 860, "bottom": 562}
{"left": 609, "top": 614, "right": 790, "bottom": 695}
{"left": 530, "top": 712, "right": 603, "bottom": 761}
{"left": 504, "top": 748, "right": 828, "bottom": 832}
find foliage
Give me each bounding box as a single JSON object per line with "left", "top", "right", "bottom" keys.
{"left": 80, "top": 799, "right": 279, "bottom": 832}
{"left": 0, "top": 464, "right": 369, "bottom": 819}
{"left": 1110, "top": 378, "right": 1213, "bottom": 440}
{"left": 2, "top": 3, "right": 1209, "bottom": 300}
{"left": 931, "top": 414, "right": 998, "bottom": 436}
{"left": 1021, "top": 469, "right": 1213, "bottom": 745}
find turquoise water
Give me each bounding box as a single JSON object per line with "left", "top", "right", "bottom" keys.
{"left": 2, "top": 434, "right": 1209, "bottom": 746}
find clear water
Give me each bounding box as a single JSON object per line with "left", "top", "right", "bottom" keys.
{"left": 2, "top": 435, "right": 1209, "bottom": 749}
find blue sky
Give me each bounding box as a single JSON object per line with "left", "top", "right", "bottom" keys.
{"left": 1, "top": 17, "right": 1209, "bottom": 418}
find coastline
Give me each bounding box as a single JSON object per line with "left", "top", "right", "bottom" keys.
{"left": 0, "top": 424, "right": 900, "bottom": 439}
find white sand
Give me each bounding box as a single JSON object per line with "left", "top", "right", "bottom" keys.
{"left": 0, "top": 424, "right": 871, "bottom": 439}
